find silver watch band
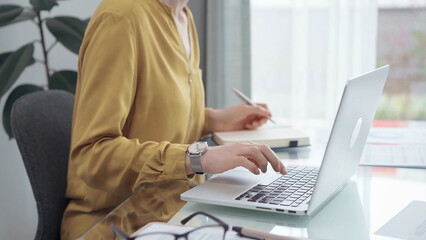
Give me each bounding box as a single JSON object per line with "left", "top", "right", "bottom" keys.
{"left": 189, "top": 153, "right": 204, "bottom": 174}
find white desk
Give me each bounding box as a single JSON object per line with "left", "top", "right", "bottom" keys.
{"left": 169, "top": 121, "right": 426, "bottom": 240}
{"left": 80, "top": 120, "right": 426, "bottom": 239}
{"left": 169, "top": 166, "right": 426, "bottom": 239}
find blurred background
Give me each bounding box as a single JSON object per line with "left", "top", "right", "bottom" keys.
{"left": 0, "top": 0, "right": 425, "bottom": 238}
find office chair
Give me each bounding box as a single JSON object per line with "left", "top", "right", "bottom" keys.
{"left": 11, "top": 90, "right": 74, "bottom": 240}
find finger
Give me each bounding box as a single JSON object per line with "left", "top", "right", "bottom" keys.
{"left": 256, "top": 103, "right": 269, "bottom": 110}
{"left": 259, "top": 118, "right": 267, "bottom": 126}
{"left": 245, "top": 121, "right": 257, "bottom": 130}
{"left": 245, "top": 118, "right": 266, "bottom": 130}
{"left": 258, "top": 144, "right": 283, "bottom": 173}
{"left": 255, "top": 104, "right": 272, "bottom": 117}
{"left": 244, "top": 104, "right": 271, "bottom": 118}
{"left": 245, "top": 120, "right": 259, "bottom": 130}
{"left": 233, "top": 156, "right": 260, "bottom": 175}
{"left": 239, "top": 146, "right": 268, "bottom": 173}
{"left": 279, "top": 160, "right": 287, "bottom": 174}
{"left": 245, "top": 124, "right": 256, "bottom": 130}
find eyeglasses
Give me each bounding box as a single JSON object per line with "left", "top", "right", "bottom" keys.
{"left": 111, "top": 211, "right": 230, "bottom": 240}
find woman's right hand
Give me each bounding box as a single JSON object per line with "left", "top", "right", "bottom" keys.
{"left": 192, "top": 143, "right": 287, "bottom": 175}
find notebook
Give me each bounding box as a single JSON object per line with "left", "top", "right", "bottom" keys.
{"left": 181, "top": 66, "right": 389, "bottom": 216}
{"left": 212, "top": 127, "right": 310, "bottom": 148}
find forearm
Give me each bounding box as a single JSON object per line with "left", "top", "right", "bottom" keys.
{"left": 71, "top": 137, "right": 191, "bottom": 195}
{"left": 204, "top": 108, "right": 224, "bottom": 133}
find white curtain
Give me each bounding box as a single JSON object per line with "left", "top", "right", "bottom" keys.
{"left": 206, "top": 0, "right": 251, "bottom": 109}
{"left": 207, "top": 0, "right": 378, "bottom": 120}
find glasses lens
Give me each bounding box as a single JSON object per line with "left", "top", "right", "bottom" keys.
{"left": 187, "top": 225, "right": 225, "bottom": 240}
{"left": 134, "top": 232, "right": 175, "bottom": 240}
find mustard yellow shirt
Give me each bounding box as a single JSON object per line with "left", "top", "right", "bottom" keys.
{"left": 61, "top": 0, "right": 207, "bottom": 238}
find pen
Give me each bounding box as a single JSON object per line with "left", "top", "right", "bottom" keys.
{"left": 232, "top": 88, "right": 276, "bottom": 124}
{"left": 232, "top": 226, "right": 308, "bottom": 240}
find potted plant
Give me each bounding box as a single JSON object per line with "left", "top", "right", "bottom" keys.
{"left": 0, "top": 0, "right": 88, "bottom": 139}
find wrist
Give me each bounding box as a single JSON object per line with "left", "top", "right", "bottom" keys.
{"left": 206, "top": 108, "right": 223, "bottom": 133}
{"left": 186, "top": 141, "right": 208, "bottom": 175}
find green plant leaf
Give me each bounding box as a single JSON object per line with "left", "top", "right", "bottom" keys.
{"left": 0, "top": 52, "right": 12, "bottom": 67}
{"left": 0, "top": 52, "right": 35, "bottom": 70}
{"left": 30, "top": 0, "right": 58, "bottom": 11}
{"left": 0, "top": 44, "right": 35, "bottom": 99}
{"left": 0, "top": 5, "right": 23, "bottom": 27}
{"left": 7, "top": 9, "right": 37, "bottom": 26}
{"left": 49, "top": 70, "right": 77, "bottom": 94}
{"left": 2, "top": 84, "right": 43, "bottom": 139}
{"left": 46, "top": 16, "right": 87, "bottom": 54}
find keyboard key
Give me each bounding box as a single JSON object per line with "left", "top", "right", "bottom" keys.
{"left": 280, "top": 200, "right": 293, "bottom": 206}
{"left": 248, "top": 194, "right": 265, "bottom": 202}
{"left": 259, "top": 197, "right": 275, "bottom": 203}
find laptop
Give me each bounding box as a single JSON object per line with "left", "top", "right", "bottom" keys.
{"left": 181, "top": 66, "right": 389, "bottom": 215}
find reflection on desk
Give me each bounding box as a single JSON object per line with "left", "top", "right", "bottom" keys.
{"left": 170, "top": 167, "right": 426, "bottom": 240}
{"left": 170, "top": 182, "right": 368, "bottom": 240}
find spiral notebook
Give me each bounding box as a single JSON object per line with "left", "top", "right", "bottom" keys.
{"left": 212, "top": 127, "right": 310, "bottom": 148}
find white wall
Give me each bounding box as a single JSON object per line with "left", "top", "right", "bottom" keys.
{"left": 0, "top": 0, "right": 101, "bottom": 238}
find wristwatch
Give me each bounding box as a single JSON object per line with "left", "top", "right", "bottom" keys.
{"left": 187, "top": 141, "right": 208, "bottom": 175}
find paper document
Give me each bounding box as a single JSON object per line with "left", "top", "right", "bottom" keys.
{"left": 360, "top": 144, "right": 426, "bottom": 168}
{"left": 367, "top": 127, "right": 426, "bottom": 145}
{"left": 133, "top": 222, "right": 250, "bottom": 240}
{"left": 359, "top": 127, "right": 426, "bottom": 168}
{"left": 375, "top": 200, "right": 426, "bottom": 240}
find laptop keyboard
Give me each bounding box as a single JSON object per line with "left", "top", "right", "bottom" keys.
{"left": 235, "top": 166, "right": 318, "bottom": 208}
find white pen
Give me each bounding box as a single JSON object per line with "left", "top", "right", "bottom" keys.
{"left": 232, "top": 88, "right": 276, "bottom": 124}
{"left": 232, "top": 226, "right": 309, "bottom": 240}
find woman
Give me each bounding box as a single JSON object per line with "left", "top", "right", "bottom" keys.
{"left": 61, "top": 0, "right": 286, "bottom": 239}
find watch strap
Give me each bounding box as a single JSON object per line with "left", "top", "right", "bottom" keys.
{"left": 189, "top": 153, "right": 204, "bottom": 175}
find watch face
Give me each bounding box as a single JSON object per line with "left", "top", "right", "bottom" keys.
{"left": 188, "top": 141, "right": 208, "bottom": 154}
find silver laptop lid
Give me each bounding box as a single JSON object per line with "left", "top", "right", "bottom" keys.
{"left": 307, "top": 65, "right": 389, "bottom": 215}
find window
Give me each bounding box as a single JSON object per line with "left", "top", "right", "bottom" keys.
{"left": 248, "top": 0, "right": 426, "bottom": 120}
{"left": 376, "top": 0, "right": 426, "bottom": 120}
{"left": 250, "top": 0, "right": 377, "bottom": 120}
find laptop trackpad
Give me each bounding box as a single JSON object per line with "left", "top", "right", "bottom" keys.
{"left": 182, "top": 170, "right": 278, "bottom": 203}
{"left": 209, "top": 170, "right": 268, "bottom": 187}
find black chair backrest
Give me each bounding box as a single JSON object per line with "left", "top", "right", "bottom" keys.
{"left": 11, "top": 90, "right": 74, "bottom": 240}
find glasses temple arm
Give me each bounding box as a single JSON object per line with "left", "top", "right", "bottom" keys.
{"left": 111, "top": 224, "right": 132, "bottom": 240}
{"left": 180, "top": 211, "right": 228, "bottom": 229}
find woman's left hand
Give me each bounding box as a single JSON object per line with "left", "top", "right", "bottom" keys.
{"left": 207, "top": 103, "right": 272, "bottom": 132}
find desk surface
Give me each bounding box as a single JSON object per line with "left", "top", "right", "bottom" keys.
{"left": 168, "top": 166, "right": 426, "bottom": 240}
{"left": 80, "top": 120, "right": 426, "bottom": 239}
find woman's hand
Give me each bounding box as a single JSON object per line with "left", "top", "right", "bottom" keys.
{"left": 186, "top": 143, "right": 287, "bottom": 176}
{"left": 206, "top": 103, "right": 272, "bottom": 132}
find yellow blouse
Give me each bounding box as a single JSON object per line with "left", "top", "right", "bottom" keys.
{"left": 61, "top": 0, "right": 207, "bottom": 238}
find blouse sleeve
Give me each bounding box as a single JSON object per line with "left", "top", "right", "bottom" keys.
{"left": 70, "top": 12, "right": 191, "bottom": 196}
